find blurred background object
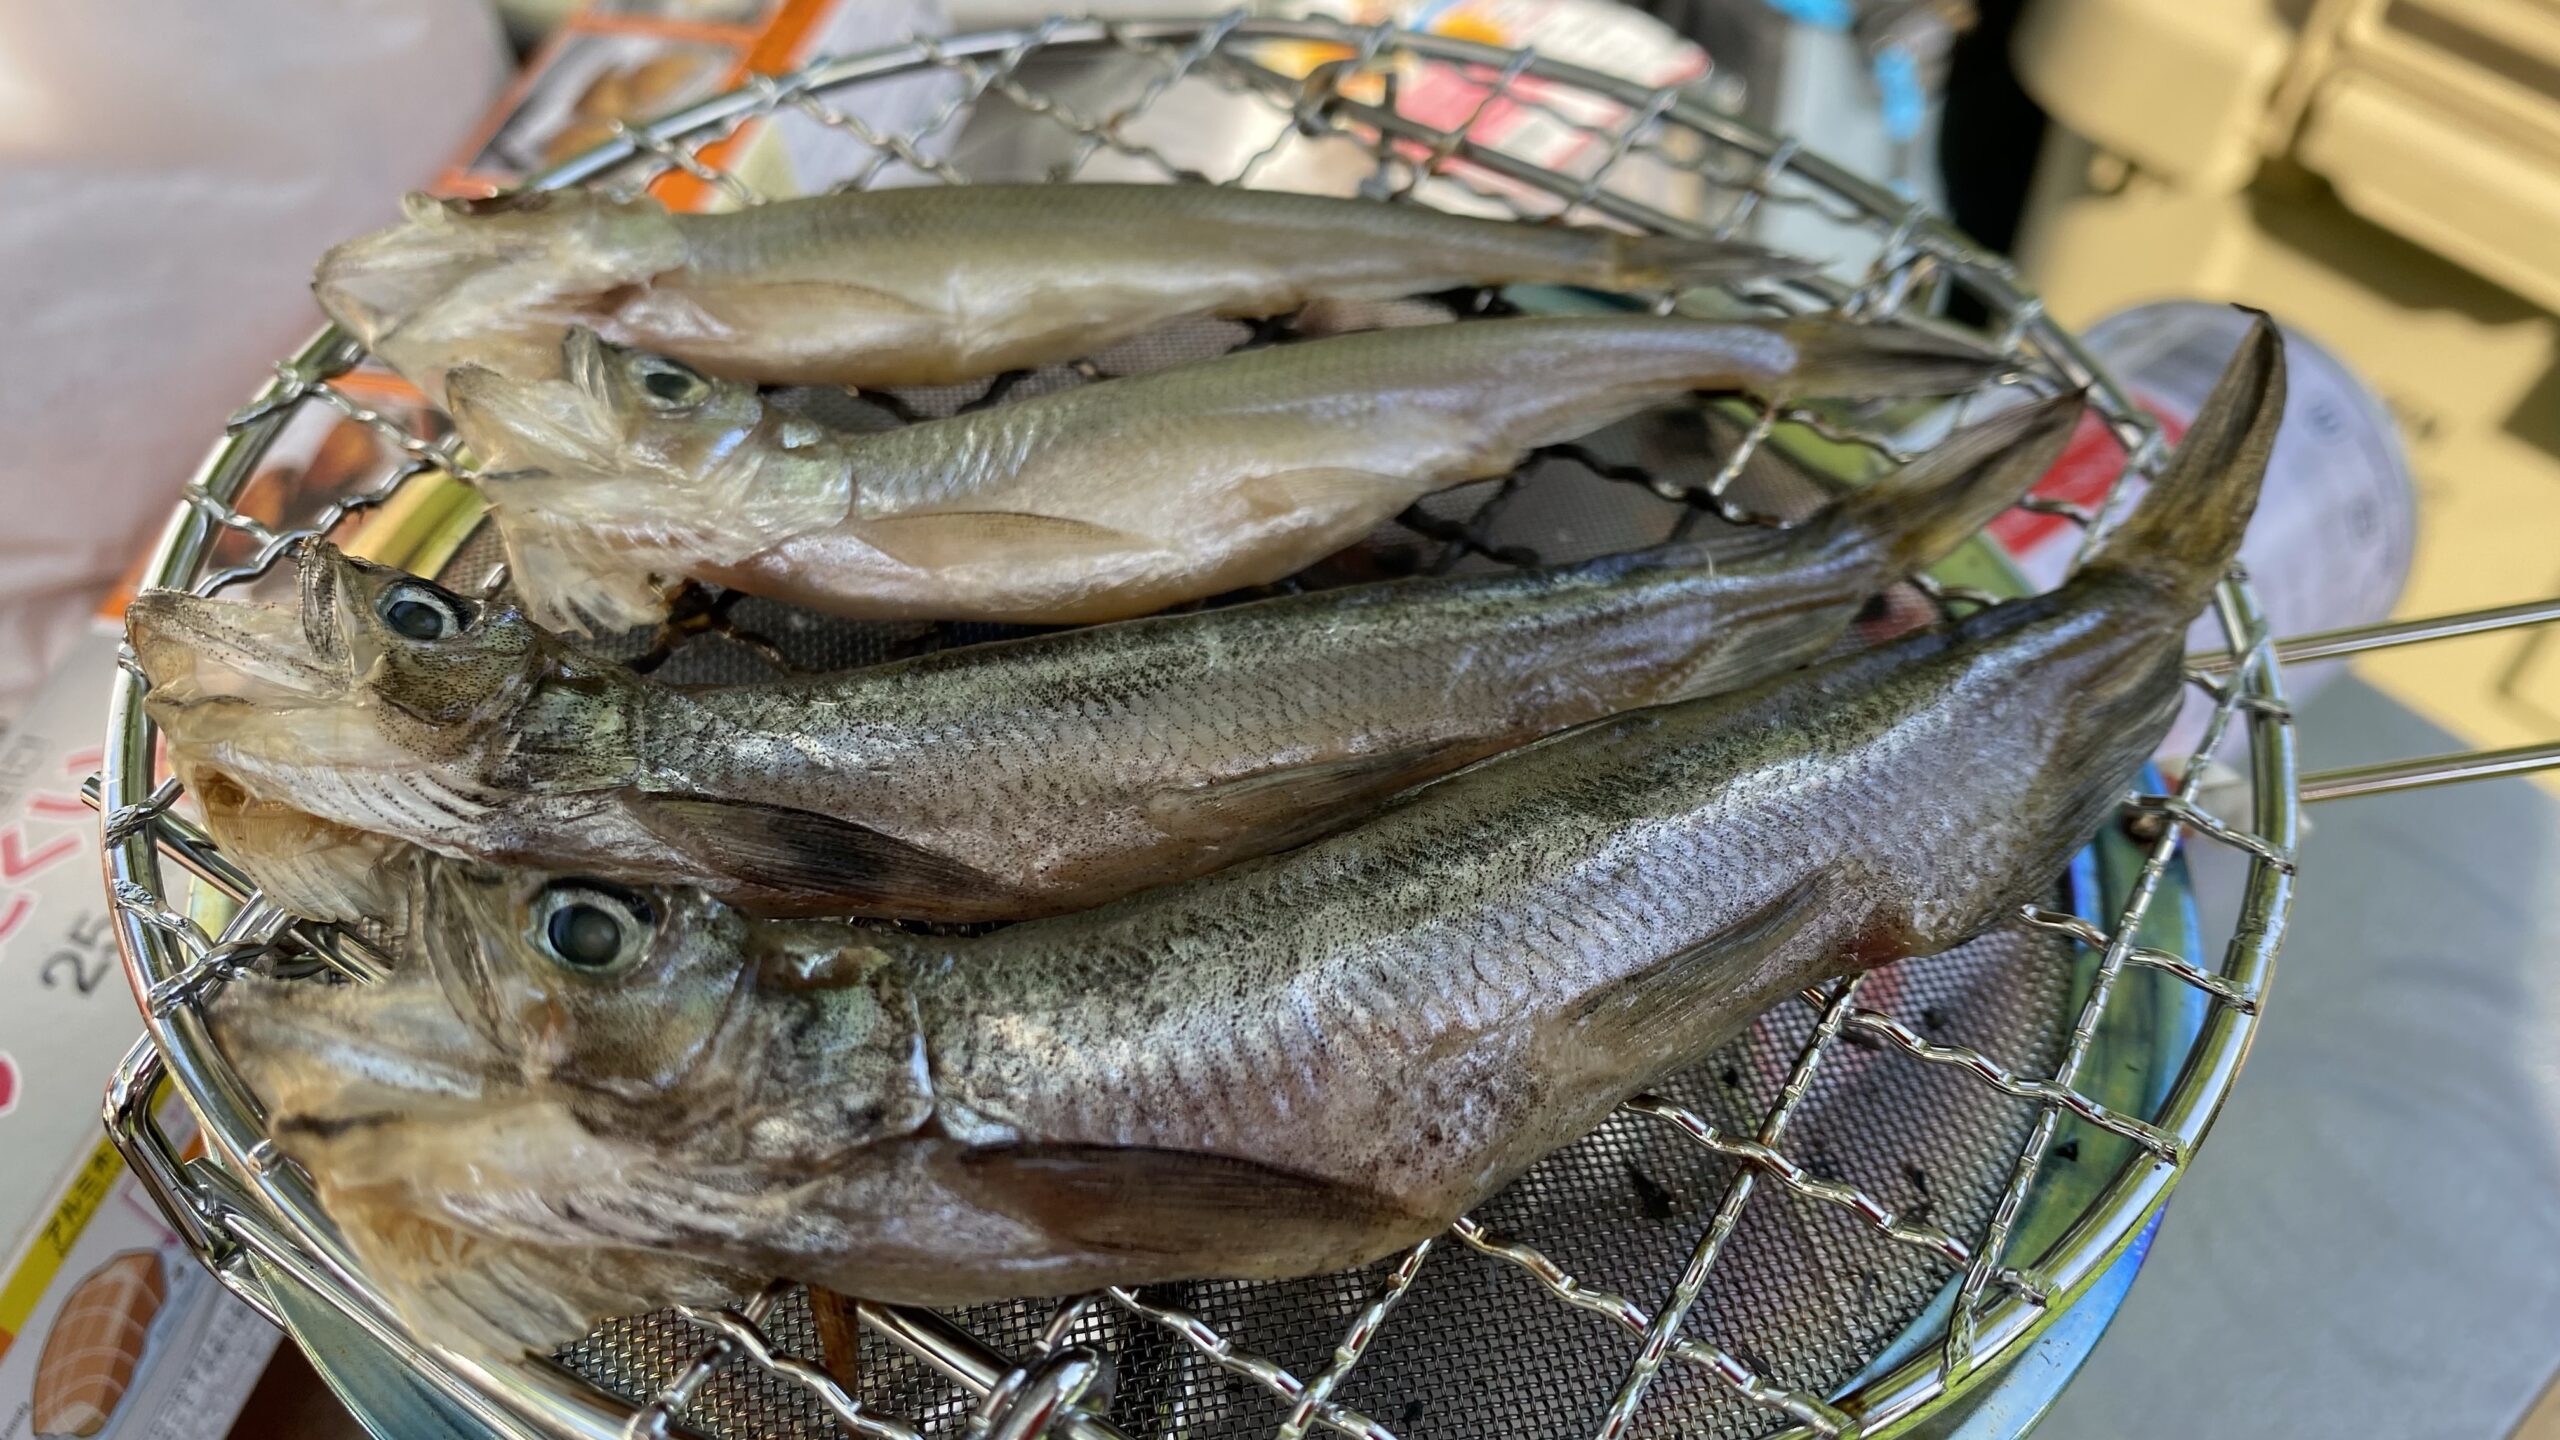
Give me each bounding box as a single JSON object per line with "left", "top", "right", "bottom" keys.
{"left": 0, "top": 0, "right": 509, "bottom": 722}
{"left": 2008, "top": 0, "right": 2560, "bottom": 788}
{"left": 0, "top": 7, "right": 505, "bottom": 1439}
{"left": 1644, "top": 0, "right": 1974, "bottom": 261}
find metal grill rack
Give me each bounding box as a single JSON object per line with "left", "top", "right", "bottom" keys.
{"left": 87, "top": 15, "right": 2341, "bottom": 1440}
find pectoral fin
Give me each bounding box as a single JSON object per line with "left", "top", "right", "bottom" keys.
{"left": 488, "top": 505, "right": 678, "bottom": 636}
{"left": 1559, "top": 875, "right": 1827, "bottom": 1068}
{"left": 1647, "top": 605, "right": 1853, "bottom": 705}
{"left": 630, "top": 794, "right": 1009, "bottom": 917}
{"left": 321, "top": 1190, "right": 753, "bottom": 1361}
{"left": 1141, "top": 741, "right": 1486, "bottom": 854}
{"left": 1243, "top": 466, "right": 1419, "bottom": 522}
{"left": 944, "top": 1144, "right": 1438, "bottom": 1272}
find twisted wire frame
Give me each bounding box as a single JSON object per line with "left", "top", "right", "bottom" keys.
{"left": 93, "top": 16, "right": 2297, "bottom": 1440}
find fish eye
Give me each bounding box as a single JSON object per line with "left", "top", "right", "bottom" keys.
{"left": 529, "top": 882, "right": 654, "bottom": 974}
{"left": 632, "top": 355, "right": 710, "bottom": 409}
{"left": 375, "top": 581, "right": 469, "bottom": 642}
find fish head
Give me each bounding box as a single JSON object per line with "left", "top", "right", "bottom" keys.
{"left": 131, "top": 541, "right": 563, "bottom": 770}
{"left": 400, "top": 860, "right": 931, "bottom": 1159}
{"left": 315, "top": 190, "right": 687, "bottom": 397}
{"left": 446, "top": 326, "right": 770, "bottom": 484}
{"left": 403, "top": 867, "right": 754, "bottom": 1119}
{"left": 128, "top": 544, "right": 610, "bottom": 918}
{"left": 446, "top": 329, "right": 851, "bottom": 633}
{"left": 208, "top": 858, "right": 931, "bottom": 1350}
{"left": 204, "top": 857, "right": 766, "bottom": 1354}
{"left": 216, "top": 855, "right": 933, "bottom": 1183}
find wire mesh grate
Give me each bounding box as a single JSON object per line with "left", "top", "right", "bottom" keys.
{"left": 92, "top": 16, "right": 2296, "bottom": 1440}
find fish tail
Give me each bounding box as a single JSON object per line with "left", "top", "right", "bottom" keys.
{"left": 1776, "top": 318, "right": 2016, "bottom": 400}
{"left": 1605, "top": 232, "right": 1823, "bottom": 289}
{"left": 1835, "top": 390, "right": 2086, "bottom": 578}
{"left": 2082, "top": 311, "right": 2285, "bottom": 610}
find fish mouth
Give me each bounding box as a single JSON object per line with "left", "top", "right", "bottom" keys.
{"left": 129, "top": 546, "right": 410, "bottom": 780}
{"left": 127, "top": 560, "right": 355, "bottom": 715}
{"left": 215, "top": 857, "right": 532, "bottom": 1134}
{"left": 211, "top": 968, "right": 516, "bottom": 1143}
{"left": 447, "top": 348, "right": 624, "bottom": 477}
{"left": 312, "top": 195, "right": 541, "bottom": 360}
{"left": 312, "top": 226, "right": 452, "bottom": 358}
{"left": 317, "top": 193, "right": 687, "bottom": 405}
{"left": 313, "top": 193, "right": 577, "bottom": 359}
{"left": 215, "top": 964, "right": 721, "bottom": 1360}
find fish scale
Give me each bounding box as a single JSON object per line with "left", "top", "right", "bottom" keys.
{"left": 658, "top": 329, "right": 2271, "bottom": 1316}
{"left": 167, "top": 377, "right": 2213, "bottom": 1358}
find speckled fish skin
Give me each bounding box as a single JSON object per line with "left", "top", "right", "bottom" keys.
{"left": 313, "top": 184, "right": 1812, "bottom": 401}
{"left": 124, "top": 398, "right": 2077, "bottom": 925}
{"left": 208, "top": 319, "right": 2281, "bottom": 1354}
{"left": 447, "top": 315, "right": 2008, "bottom": 634}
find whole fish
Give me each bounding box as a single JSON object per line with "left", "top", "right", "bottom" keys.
{"left": 130, "top": 397, "right": 2081, "bottom": 925}
{"left": 315, "top": 185, "right": 1810, "bottom": 400}
{"left": 210, "top": 319, "right": 2281, "bottom": 1356}
{"left": 448, "top": 315, "right": 2006, "bottom": 632}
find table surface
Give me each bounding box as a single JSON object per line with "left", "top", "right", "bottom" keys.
{"left": 2038, "top": 676, "right": 2560, "bottom": 1440}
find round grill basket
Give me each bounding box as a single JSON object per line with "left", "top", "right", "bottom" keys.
{"left": 95, "top": 16, "right": 2295, "bottom": 1440}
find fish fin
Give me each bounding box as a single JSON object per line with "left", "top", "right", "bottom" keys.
{"left": 488, "top": 502, "right": 679, "bottom": 636}
{"left": 1143, "top": 741, "right": 1486, "bottom": 852}
{"left": 2084, "top": 312, "right": 2284, "bottom": 610}
{"left": 1776, "top": 319, "right": 2013, "bottom": 400}
{"left": 322, "top": 1192, "right": 752, "bottom": 1360}
{"left": 345, "top": 1204, "right": 747, "bottom": 1352}
{"left": 1648, "top": 605, "right": 1850, "bottom": 705}
{"left": 171, "top": 761, "right": 412, "bottom": 926}
{"left": 1244, "top": 467, "right": 1414, "bottom": 523}
{"left": 944, "top": 1144, "right": 1435, "bottom": 1269}
{"left": 1610, "top": 233, "right": 1825, "bottom": 290}
{"left": 615, "top": 279, "right": 940, "bottom": 356}
{"left": 223, "top": 820, "right": 413, "bottom": 928}
{"left": 1558, "top": 876, "right": 1827, "bottom": 1067}
{"left": 1613, "top": 520, "right": 1807, "bottom": 573}
{"left": 630, "top": 794, "right": 1007, "bottom": 915}
{"left": 1837, "top": 391, "right": 2087, "bottom": 577}
{"left": 853, "top": 510, "right": 1147, "bottom": 570}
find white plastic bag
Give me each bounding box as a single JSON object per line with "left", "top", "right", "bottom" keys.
{"left": 0, "top": 0, "right": 509, "bottom": 719}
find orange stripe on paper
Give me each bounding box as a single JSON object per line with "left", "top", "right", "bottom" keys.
{"left": 651, "top": 0, "right": 838, "bottom": 211}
